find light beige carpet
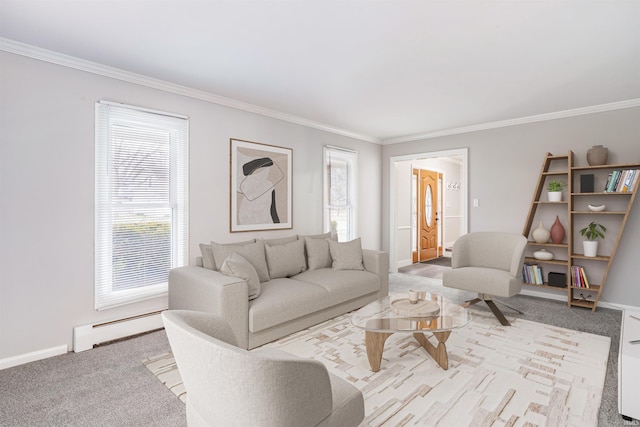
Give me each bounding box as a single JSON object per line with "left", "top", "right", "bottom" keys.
{"left": 144, "top": 308, "right": 610, "bottom": 426}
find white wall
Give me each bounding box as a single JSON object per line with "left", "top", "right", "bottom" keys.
{"left": 0, "top": 51, "right": 382, "bottom": 360}
{"left": 382, "top": 107, "right": 640, "bottom": 309}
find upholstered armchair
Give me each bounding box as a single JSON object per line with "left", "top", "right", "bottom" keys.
{"left": 442, "top": 232, "right": 527, "bottom": 326}
{"left": 162, "top": 310, "right": 364, "bottom": 427}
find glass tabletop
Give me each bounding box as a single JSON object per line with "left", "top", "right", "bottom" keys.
{"left": 351, "top": 292, "right": 471, "bottom": 333}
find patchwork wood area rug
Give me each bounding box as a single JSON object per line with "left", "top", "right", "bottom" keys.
{"left": 143, "top": 309, "right": 610, "bottom": 426}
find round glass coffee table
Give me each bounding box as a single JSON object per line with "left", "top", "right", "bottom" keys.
{"left": 351, "top": 292, "right": 471, "bottom": 372}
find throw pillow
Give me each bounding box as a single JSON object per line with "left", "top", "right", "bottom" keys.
{"left": 304, "top": 237, "right": 332, "bottom": 270}
{"left": 211, "top": 239, "right": 255, "bottom": 270}
{"left": 220, "top": 252, "right": 261, "bottom": 300}
{"left": 264, "top": 239, "right": 306, "bottom": 279}
{"left": 328, "top": 238, "right": 365, "bottom": 271}
{"left": 212, "top": 240, "right": 270, "bottom": 282}
{"left": 263, "top": 235, "right": 298, "bottom": 246}
{"left": 300, "top": 232, "right": 337, "bottom": 241}
{"left": 199, "top": 243, "right": 216, "bottom": 270}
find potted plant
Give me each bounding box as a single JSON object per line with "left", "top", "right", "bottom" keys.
{"left": 547, "top": 179, "right": 563, "bottom": 202}
{"left": 579, "top": 221, "right": 607, "bottom": 257}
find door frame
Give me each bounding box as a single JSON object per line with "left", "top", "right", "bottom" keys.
{"left": 389, "top": 148, "right": 468, "bottom": 273}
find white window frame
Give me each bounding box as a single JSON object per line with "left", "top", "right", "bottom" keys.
{"left": 323, "top": 146, "right": 358, "bottom": 241}
{"left": 95, "top": 101, "right": 189, "bottom": 310}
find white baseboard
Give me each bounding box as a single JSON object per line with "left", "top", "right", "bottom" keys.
{"left": 73, "top": 311, "right": 164, "bottom": 352}
{"left": 397, "top": 258, "right": 413, "bottom": 268}
{"left": 0, "top": 344, "right": 68, "bottom": 371}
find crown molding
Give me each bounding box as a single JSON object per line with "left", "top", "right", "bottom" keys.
{"left": 3, "top": 38, "right": 639, "bottom": 146}
{"left": 0, "top": 38, "right": 380, "bottom": 144}
{"left": 382, "top": 98, "right": 640, "bottom": 145}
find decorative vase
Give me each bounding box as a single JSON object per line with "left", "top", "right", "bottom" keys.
{"left": 532, "top": 221, "right": 550, "bottom": 243}
{"left": 583, "top": 240, "right": 598, "bottom": 257}
{"left": 587, "top": 145, "right": 608, "bottom": 166}
{"left": 550, "top": 216, "right": 565, "bottom": 244}
{"left": 548, "top": 191, "right": 562, "bottom": 202}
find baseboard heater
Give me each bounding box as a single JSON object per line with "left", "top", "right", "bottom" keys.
{"left": 73, "top": 311, "right": 164, "bottom": 352}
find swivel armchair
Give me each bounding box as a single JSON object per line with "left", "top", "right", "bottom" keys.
{"left": 162, "top": 310, "right": 364, "bottom": 427}
{"left": 443, "top": 232, "right": 527, "bottom": 326}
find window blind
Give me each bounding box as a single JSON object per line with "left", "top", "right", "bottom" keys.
{"left": 324, "top": 146, "right": 358, "bottom": 241}
{"left": 95, "top": 101, "right": 188, "bottom": 310}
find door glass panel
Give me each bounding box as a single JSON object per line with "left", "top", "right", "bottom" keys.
{"left": 425, "top": 184, "right": 433, "bottom": 227}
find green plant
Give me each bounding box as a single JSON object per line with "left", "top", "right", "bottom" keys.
{"left": 579, "top": 222, "right": 607, "bottom": 241}
{"left": 547, "top": 180, "right": 563, "bottom": 192}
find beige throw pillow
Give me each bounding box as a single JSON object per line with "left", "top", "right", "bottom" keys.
{"left": 305, "top": 237, "right": 332, "bottom": 270}
{"left": 212, "top": 240, "right": 270, "bottom": 282}
{"left": 220, "top": 252, "right": 261, "bottom": 300}
{"left": 210, "top": 239, "right": 255, "bottom": 271}
{"left": 199, "top": 243, "right": 216, "bottom": 270}
{"left": 263, "top": 235, "right": 298, "bottom": 246}
{"left": 328, "top": 238, "right": 364, "bottom": 270}
{"left": 265, "top": 239, "right": 306, "bottom": 279}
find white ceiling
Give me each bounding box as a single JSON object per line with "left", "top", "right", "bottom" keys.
{"left": 1, "top": 1, "right": 639, "bottom": 143}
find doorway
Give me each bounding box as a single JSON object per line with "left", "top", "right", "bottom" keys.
{"left": 389, "top": 148, "right": 468, "bottom": 273}
{"left": 412, "top": 168, "right": 441, "bottom": 263}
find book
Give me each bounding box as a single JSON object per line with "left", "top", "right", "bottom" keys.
{"left": 607, "top": 170, "right": 621, "bottom": 192}
{"left": 627, "top": 169, "right": 640, "bottom": 192}
{"left": 616, "top": 170, "right": 629, "bottom": 192}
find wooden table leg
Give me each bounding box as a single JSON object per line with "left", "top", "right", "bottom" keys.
{"left": 413, "top": 331, "right": 452, "bottom": 370}
{"left": 365, "top": 331, "right": 393, "bottom": 372}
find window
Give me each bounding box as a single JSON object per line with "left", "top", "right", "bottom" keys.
{"left": 324, "top": 146, "right": 357, "bottom": 241}
{"left": 95, "top": 101, "right": 188, "bottom": 310}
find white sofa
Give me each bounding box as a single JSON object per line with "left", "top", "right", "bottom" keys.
{"left": 169, "top": 234, "right": 389, "bottom": 349}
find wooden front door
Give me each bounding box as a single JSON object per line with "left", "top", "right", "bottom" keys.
{"left": 413, "top": 168, "right": 439, "bottom": 262}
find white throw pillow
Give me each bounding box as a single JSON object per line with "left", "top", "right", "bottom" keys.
{"left": 304, "top": 237, "right": 332, "bottom": 270}
{"left": 328, "top": 238, "right": 364, "bottom": 271}
{"left": 220, "top": 252, "right": 261, "bottom": 300}
{"left": 265, "top": 239, "right": 306, "bottom": 279}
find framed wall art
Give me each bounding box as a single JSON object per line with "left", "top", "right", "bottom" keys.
{"left": 230, "top": 139, "right": 292, "bottom": 232}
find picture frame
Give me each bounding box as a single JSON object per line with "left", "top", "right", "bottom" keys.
{"left": 230, "top": 139, "right": 292, "bottom": 232}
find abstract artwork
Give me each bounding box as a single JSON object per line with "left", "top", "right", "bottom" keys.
{"left": 230, "top": 139, "right": 292, "bottom": 232}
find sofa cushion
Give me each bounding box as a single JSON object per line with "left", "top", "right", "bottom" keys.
{"left": 328, "top": 238, "right": 364, "bottom": 270}
{"left": 220, "top": 252, "right": 261, "bottom": 300}
{"left": 213, "top": 240, "right": 270, "bottom": 282}
{"left": 248, "top": 278, "right": 330, "bottom": 332}
{"left": 300, "top": 232, "right": 338, "bottom": 241}
{"left": 199, "top": 243, "right": 216, "bottom": 270}
{"left": 265, "top": 239, "right": 306, "bottom": 279}
{"left": 210, "top": 239, "right": 255, "bottom": 271}
{"left": 293, "top": 268, "right": 380, "bottom": 306}
{"left": 305, "top": 237, "right": 332, "bottom": 270}
{"left": 263, "top": 235, "right": 298, "bottom": 246}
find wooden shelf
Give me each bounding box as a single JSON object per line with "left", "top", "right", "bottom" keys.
{"left": 523, "top": 152, "right": 640, "bottom": 312}
{"left": 572, "top": 192, "right": 634, "bottom": 196}
{"left": 524, "top": 257, "right": 568, "bottom": 266}
{"left": 523, "top": 282, "right": 567, "bottom": 290}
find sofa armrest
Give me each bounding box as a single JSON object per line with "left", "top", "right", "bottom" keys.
{"left": 362, "top": 249, "right": 389, "bottom": 298}
{"left": 168, "top": 266, "right": 250, "bottom": 349}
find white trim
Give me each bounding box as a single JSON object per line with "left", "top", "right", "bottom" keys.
{"left": 0, "top": 38, "right": 378, "bottom": 144}
{"left": 3, "top": 38, "right": 639, "bottom": 145}
{"left": 73, "top": 312, "right": 163, "bottom": 352}
{"left": 0, "top": 345, "right": 68, "bottom": 370}
{"left": 383, "top": 99, "right": 640, "bottom": 145}
{"left": 389, "top": 148, "right": 468, "bottom": 272}
{"left": 97, "top": 100, "right": 188, "bottom": 120}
